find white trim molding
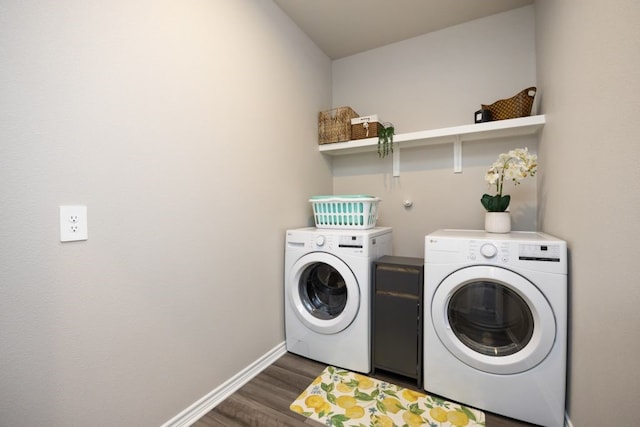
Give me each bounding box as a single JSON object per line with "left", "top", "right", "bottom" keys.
{"left": 161, "top": 342, "right": 572, "bottom": 427}
{"left": 161, "top": 342, "right": 287, "bottom": 427}
{"left": 565, "top": 411, "right": 573, "bottom": 427}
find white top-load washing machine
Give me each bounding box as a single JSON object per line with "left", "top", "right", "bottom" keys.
{"left": 285, "top": 227, "right": 392, "bottom": 374}
{"left": 424, "top": 229, "right": 567, "bottom": 427}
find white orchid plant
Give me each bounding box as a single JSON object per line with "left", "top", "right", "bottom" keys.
{"left": 481, "top": 147, "right": 537, "bottom": 212}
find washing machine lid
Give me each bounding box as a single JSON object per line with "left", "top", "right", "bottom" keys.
{"left": 288, "top": 252, "right": 360, "bottom": 335}
{"left": 432, "top": 265, "right": 556, "bottom": 374}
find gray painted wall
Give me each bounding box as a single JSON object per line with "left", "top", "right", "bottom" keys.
{"left": 535, "top": 0, "right": 640, "bottom": 425}
{"left": 2, "top": 1, "right": 638, "bottom": 426}
{"left": 0, "top": 1, "right": 332, "bottom": 425}
{"left": 331, "top": 2, "right": 640, "bottom": 424}
{"left": 331, "top": 6, "right": 538, "bottom": 257}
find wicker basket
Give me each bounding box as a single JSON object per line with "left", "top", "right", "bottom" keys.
{"left": 318, "top": 107, "right": 359, "bottom": 144}
{"left": 482, "top": 87, "right": 537, "bottom": 121}
{"left": 351, "top": 121, "right": 383, "bottom": 140}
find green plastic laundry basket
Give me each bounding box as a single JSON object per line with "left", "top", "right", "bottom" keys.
{"left": 309, "top": 195, "right": 380, "bottom": 229}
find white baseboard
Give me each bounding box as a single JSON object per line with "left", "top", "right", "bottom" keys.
{"left": 565, "top": 411, "right": 573, "bottom": 427}
{"left": 161, "top": 341, "right": 287, "bottom": 427}
{"left": 162, "top": 342, "right": 571, "bottom": 427}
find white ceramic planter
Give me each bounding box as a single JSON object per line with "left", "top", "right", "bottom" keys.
{"left": 485, "top": 212, "right": 511, "bottom": 233}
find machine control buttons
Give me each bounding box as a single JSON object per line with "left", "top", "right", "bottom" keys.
{"left": 480, "top": 243, "right": 498, "bottom": 258}
{"left": 315, "top": 236, "right": 325, "bottom": 246}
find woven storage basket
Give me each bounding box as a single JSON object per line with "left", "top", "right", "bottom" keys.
{"left": 482, "top": 87, "right": 537, "bottom": 121}
{"left": 318, "top": 107, "right": 359, "bottom": 144}
{"left": 351, "top": 121, "right": 383, "bottom": 140}
{"left": 310, "top": 195, "right": 380, "bottom": 229}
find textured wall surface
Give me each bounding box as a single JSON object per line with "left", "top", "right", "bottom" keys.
{"left": 0, "top": 1, "right": 332, "bottom": 425}
{"left": 535, "top": 0, "right": 640, "bottom": 425}
{"left": 332, "top": 6, "right": 538, "bottom": 256}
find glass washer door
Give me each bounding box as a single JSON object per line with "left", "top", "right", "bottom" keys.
{"left": 288, "top": 252, "right": 360, "bottom": 335}
{"left": 432, "top": 265, "right": 556, "bottom": 374}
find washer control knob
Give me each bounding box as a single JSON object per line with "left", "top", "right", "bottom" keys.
{"left": 315, "top": 236, "right": 325, "bottom": 247}
{"left": 480, "top": 243, "right": 498, "bottom": 258}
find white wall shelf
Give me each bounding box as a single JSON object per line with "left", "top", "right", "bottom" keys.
{"left": 319, "top": 115, "right": 546, "bottom": 175}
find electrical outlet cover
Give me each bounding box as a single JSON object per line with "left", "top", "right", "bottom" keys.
{"left": 59, "top": 205, "right": 88, "bottom": 242}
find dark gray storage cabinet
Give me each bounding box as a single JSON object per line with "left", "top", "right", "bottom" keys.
{"left": 372, "top": 256, "right": 423, "bottom": 386}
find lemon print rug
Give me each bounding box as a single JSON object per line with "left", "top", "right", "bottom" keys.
{"left": 290, "top": 366, "right": 485, "bottom": 427}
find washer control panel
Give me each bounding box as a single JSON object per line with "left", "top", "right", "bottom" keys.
{"left": 466, "top": 240, "right": 563, "bottom": 264}
{"left": 425, "top": 230, "right": 567, "bottom": 274}
{"left": 308, "top": 234, "right": 366, "bottom": 250}
{"left": 479, "top": 243, "right": 498, "bottom": 258}
{"left": 286, "top": 227, "right": 393, "bottom": 258}
{"left": 468, "top": 240, "right": 510, "bottom": 263}
{"left": 518, "top": 243, "right": 562, "bottom": 262}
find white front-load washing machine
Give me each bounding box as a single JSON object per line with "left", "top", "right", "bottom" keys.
{"left": 285, "top": 227, "right": 392, "bottom": 374}
{"left": 424, "top": 229, "right": 567, "bottom": 427}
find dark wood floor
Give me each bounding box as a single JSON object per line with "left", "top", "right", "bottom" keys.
{"left": 193, "top": 352, "right": 536, "bottom": 427}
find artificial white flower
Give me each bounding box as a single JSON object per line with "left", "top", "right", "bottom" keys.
{"left": 481, "top": 147, "right": 537, "bottom": 212}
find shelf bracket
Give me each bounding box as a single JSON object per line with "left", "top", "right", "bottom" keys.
{"left": 453, "top": 136, "right": 462, "bottom": 173}
{"left": 392, "top": 145, "right": 400, "bottom": 177}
